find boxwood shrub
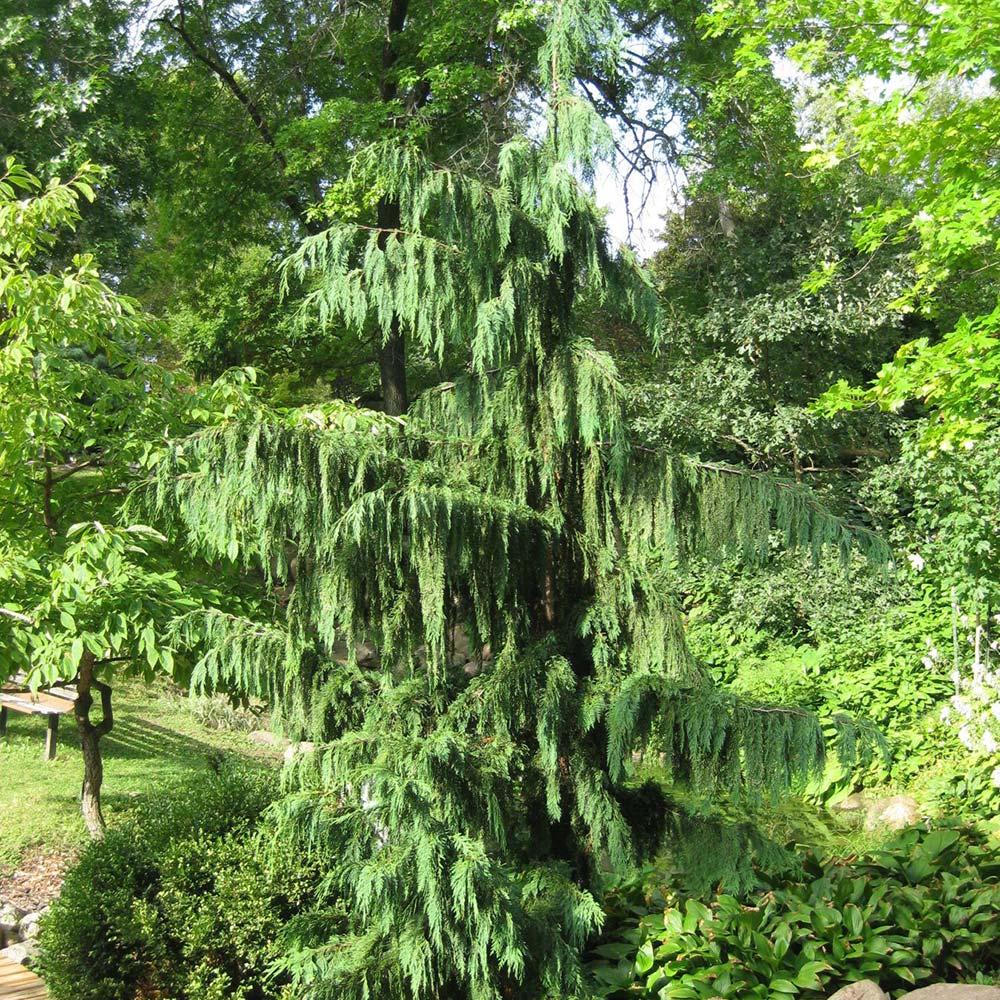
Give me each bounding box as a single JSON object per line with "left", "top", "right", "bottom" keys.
{"left": 37, "top": 760, "right": 324, "bottom": 1000}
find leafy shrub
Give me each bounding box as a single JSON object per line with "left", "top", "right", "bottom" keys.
{"left": 923, "top": 754, "right": 1000, "bottom": 830}
{"left": 38, "top": 760, "right": 321, "bottom": 1000}
{"left": 682, "top": 558, "right": 956, "bottom": 787}
{"left": 589, "top": 825, "right": 1000, "bottom": 999}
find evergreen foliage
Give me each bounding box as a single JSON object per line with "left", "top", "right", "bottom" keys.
{"left": 143, "top": 5, "right": 886, "bottom": 996}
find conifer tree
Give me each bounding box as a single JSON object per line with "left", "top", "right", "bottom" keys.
{"left": 150, "top": 2, "right": 887, "bottom": 995}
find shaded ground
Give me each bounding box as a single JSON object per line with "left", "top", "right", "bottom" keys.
{"left": 0, "top": 680, "right": 279, "bottom": 876}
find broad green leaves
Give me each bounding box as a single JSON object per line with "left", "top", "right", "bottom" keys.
{"left": 0, "top": 160, "right": 236, "bottom": 688}
{"left": 591, "top": 825, "right": 1000, "bottom": 999}
{"left": 5, "top": 522, "right": 192, "bottom": 686}
{"left": 705, "top": 0, "right": 1000, "bottom": 449}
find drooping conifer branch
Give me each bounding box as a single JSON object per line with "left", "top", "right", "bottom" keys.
{"left": 146, "top": 3, "right": 891, "bottom": 994}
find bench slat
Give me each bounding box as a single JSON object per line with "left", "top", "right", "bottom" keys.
{"left": 0, "top": 688, "right": 76, "bottom": 716}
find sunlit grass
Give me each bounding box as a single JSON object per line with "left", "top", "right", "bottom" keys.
{"left": 0, "top": 679, "right": 277, "bottom": 869}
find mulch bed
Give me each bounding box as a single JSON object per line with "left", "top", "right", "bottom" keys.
{"left": 0, "top": 848, "right": 75, "bottom": 913}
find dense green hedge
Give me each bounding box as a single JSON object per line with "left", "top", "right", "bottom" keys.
{"left": 589, "top": 825, "right": 1000, "bottom": 999}
{"left": 37, "top": 761, "right": 323, "bottom": 1000}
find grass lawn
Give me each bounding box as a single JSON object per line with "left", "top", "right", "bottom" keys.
{"left": 0, "top": 679, "right": 278, "bottom": 870}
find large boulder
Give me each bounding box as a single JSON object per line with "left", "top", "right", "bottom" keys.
{"left": 0, "top": 939, "right": 37, "bottom": 966}
{"left": 864, "top": 794, "right": 922, "bottom": 831}
{"left": 247, "top": 729, "right": 289, "bottom": 748}
{"left": 828, "top": 981, "right": 890, "bottom": 1000}
{"left": 833, "top": 792, "right": 870, "bottom": 813}
{"left": 901, "top": 988, "right": 1000, "bottom": 999}
{"left": 283, "top": 741, "right": 316, "bottom": 763}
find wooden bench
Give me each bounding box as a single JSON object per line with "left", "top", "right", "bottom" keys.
{"left": 0, "top": 675, "right": 76, "bottom": 761}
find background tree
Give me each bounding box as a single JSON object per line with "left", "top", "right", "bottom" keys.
{"left": 125, "top": 0, "right": 546, "bottom": 409}
{"left": 0, "top": 159, "right": 254, "bottom": 836}
{"left": 705, "top": 0, "right": 1000, "bottom": 450}
{"left": 0, "top": 0, "right": 152, "bottom": 271}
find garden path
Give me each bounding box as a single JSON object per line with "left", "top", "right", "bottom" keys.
{"left": 0, "top": 955, "right": 46, "bottom": 998}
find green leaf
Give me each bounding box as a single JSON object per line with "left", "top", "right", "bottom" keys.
{"left": 793, "top": 961, "right": 831, "bottom": 989}
{"left": 769, "top": 979, "right": 799, "bottom": 994}
{"left": 635, "top": 940, "right": 655, "bottom": 975}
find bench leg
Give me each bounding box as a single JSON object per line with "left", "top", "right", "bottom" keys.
{"left": 0, "top": 706, "right": 6, "bottom": 738}
{"left": 45, "top": 714, "right": 58, "bottom": 761}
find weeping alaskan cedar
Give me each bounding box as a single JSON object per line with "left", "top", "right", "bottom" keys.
{"left": 144, "top": 2, "right": 887, "bottom": 996}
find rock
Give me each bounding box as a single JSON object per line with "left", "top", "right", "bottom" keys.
{"left": 331, "top": 639, "right": 380, "bottom": 667}
{"left": 247, "top": 730, "right": 288, "bottom": 748}
{"left": 0, "top": 902, "right": 24, "bottom": 947}
{"left": 355, "top": 642, "right": 379, "bottom": 667}
{"left": 833, "top": 792, "right": 870, "bottom": 812}
{"left": 19, "top": 909, "right": 45, "bottom": 939}
{"left": 0, "top": 902, "right": 26, "bottom": 930}
{"left": 828, "top": 982, "right": 890, "bottom": 1000}
{"left": 1, "top": 939, "right": 37, "bottom": 965}
{"left": 283, "top": 741, "right": 316, "bottom": 762}
{"left": 864, "top": 795, "right": 922, "bottom": 831}
{"left": 901, "top": 988, "right": 1000, "bottom": 999}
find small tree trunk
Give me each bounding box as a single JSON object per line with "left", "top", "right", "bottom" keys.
{"left": 374, "top": 0, "right": 411, "bottom": 417}
{"left": 79, "top": 724, "right": 105, "bottom": 837}
{"left": 74, "top": 652, "right": 114, "bottom": 839}
{"left": 376, "top": 197, "right": 408, "bottom": 416}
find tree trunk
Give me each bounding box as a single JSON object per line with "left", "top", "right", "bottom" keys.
{"left": 376, "top": 315, "right": 408, "bottom": 416}
{"left": 74, "top": 652, "right": 114, "bottom": 839}
{"left": 374, "top": 0, "right": 411, "bottom": 416}
{"left": 376, "top": 198, "right": 408, "bottom": 416}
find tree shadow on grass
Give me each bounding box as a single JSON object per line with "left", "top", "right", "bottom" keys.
{"left": 2, "top": 712, "right": 244, "bottom": 766}
{"left": 102, "top": 718, "right": 232, "bottom": 763}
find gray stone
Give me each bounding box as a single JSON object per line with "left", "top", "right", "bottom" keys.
{"left": 0, "top": 902, "right": 25, "bottom": 929}
{"left": 19, "top": 909, "right": 45, "bottom": 939}
{"left": 283, "top": 741, "right": 316, "bottom": 762}
{"left": 247, "top": 730, "right": 288, "bottom": 748}
{"left": 901, "top": 988, "right": 1000, "bottom": 1000}
{"left": 0, "top": 939, "right": 37, "bottom": 965}
{"left": 864, "top": 794, "right": 922, "bottom": 831}
{"left": 828, "top": 982, "right": 890, "bottom": 1000}
{"left": 833, "top": 792, "right": 870, "bottom": 812}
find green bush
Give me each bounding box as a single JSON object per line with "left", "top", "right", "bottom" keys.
{"left": 38, "top": 761, "right": 321, "bottom": 1000}
{"left": 923, "top": 754, "right": 1000, "bottom": 831}
{"left": 589, "top": 825, "right": 1000, "bottom": 999}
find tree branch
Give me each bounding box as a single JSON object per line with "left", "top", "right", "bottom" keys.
{"left": 155, "top": 0, "right": 320, "bottom": 233}
{"left": 0, "top": 607, "right": 35, "bottom": 625}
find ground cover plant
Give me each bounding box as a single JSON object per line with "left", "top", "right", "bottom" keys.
{"left": 589, "top": 825, "right": 1000, "bottom": 998}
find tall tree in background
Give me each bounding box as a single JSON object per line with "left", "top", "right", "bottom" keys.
{"left": 706, "top": 0, "right": 1000, "bottom": 449}
{"left": 150, "top": 3, "right": 885, "bottom": 995}
{"left": 0, "top": 0, "right": 150, "bottom": 271}
{"left": 135, "top": 0, "right": 543, "bottom": 408}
